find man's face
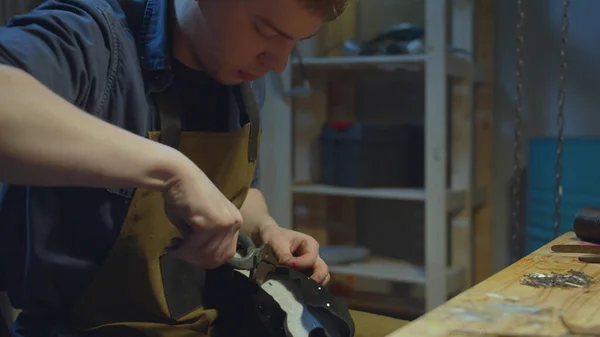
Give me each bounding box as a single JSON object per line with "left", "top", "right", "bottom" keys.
{"left": 174, "top": 0, "right": 324, "bottom": 84}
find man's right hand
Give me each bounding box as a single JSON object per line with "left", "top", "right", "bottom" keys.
{"left": 161, "top": 162, "right": 242, "bottom": 269}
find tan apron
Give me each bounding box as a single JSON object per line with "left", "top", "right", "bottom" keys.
{"left": 69, "top": 83, "right": 260, "bottom": 337}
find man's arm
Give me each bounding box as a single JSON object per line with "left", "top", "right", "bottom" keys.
{"left": 0, "top": 65, "right": 187, "bottom": 189}
{"left": 0, "top": 0, "right": 190, "bottom": 189}
{"left": 240, "top": 188, "right": 278, "bottom": 244}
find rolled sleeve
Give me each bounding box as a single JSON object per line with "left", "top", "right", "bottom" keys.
{"left": 0, "top": 0, "right": 117, "bottom": 112}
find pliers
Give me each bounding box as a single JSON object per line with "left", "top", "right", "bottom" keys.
{"left": 226, "top": 233, "right": 279, "bottom": 284}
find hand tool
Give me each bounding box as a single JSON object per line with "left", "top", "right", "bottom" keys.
{"left": 226, "top": 233, "right": 279, "bottom": 284}
{"left": 573, "top": 207, "right": 600, "bottom": 244}
{"left": 550, "top": 207, "right": 600, "bottom": 263}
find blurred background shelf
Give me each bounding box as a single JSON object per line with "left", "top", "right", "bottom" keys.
{"left": 259, "top": 0, "right": 495, "bottom": 319}
{"left": 292, "top": 54, "right": 486, "bottom": 81}
{"left": 293, "top": 184, "right": 488, "bottom": 212}
{"left": 328, "top": 259, "right": 464, "bottom": 291}
{"left": 294, "top": 184, "right": 430, "bottom": 200}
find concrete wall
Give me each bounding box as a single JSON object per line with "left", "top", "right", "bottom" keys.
{"left": 492, "top": 0, "right": 600, "bottom": 271}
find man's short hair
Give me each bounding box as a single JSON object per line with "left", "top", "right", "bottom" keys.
{"left": 299, "top": 0, "right": 350, "bottom": 22}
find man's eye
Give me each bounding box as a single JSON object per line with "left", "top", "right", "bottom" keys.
{"left": 255, "top": 22, "right": 277, "bottom": 38}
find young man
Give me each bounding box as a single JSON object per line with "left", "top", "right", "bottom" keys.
{"left": 0, "top": 0, "right": 407, "bottom": 336}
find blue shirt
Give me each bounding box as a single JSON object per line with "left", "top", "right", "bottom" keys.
{"left": 0, "top": 0, "right": 265, "bottom": 334}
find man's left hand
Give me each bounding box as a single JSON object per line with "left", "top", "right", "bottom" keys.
{"left": 258, "top": 225, "right": 330, "bottom": 285}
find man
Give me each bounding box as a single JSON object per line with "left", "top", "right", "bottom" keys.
{"left": 0, "top": 0, "right": 407, "bottom": 336}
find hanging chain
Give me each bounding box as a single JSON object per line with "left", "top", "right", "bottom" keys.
{"left": 511, "top": 0, "right": 526, "bottom": 262}
{"left": 553, "top": 0, "right": 570, "bottom": 239}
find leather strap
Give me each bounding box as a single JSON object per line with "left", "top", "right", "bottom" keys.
{"left": 155, "top": 82, "right": 260, "bottom": 161}
{"left": 239, "top": 82, "right": 260, "bottom": 162}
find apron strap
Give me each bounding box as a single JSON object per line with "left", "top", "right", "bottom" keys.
{"left": 238, "top": 82, "right": 260, "bottom": 162}
{"left": 155, "top": 87, "right": 182, "bottom": 149}
{"left": 155, "top": 81, "right": 260, "bottom": 163}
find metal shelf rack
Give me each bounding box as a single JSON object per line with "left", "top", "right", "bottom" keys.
{"left": 259, "top": 0, "right": 484, "bottom": 312}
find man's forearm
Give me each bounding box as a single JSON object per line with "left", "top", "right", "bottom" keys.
{"left": 240, "top": 188, "right": 278, "bottom": 243}
{"left": 0, "top": 65, "right": 189, "bottom": 190}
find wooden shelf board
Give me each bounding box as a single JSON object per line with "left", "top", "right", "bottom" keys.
{"left": 293, "top": 184, "right": 427, "bottom": 200}
{"left": 292, "top": 54, "right": 486, "bottom": 82}
{"left": 296, "top": 54, "right": 426, "bottom": 68}
{"left": 292, "top": 184, "right": 488, "bottom": 213}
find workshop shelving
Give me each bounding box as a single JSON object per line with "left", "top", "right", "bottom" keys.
{"left": 293, "top": 54, "right": 486, "bottom": 82}
{"left": 328, "top": 259, "right": 464, "bottom": 291}
{"left": 293, "top": 184, "right": 487, "bottom": 213}
{"left": 259, "top": 0, "right": 483, "bottom": 313}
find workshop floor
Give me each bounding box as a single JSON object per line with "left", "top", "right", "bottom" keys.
{"left": 350, "top": 310, "right": 408, "bottom": 337}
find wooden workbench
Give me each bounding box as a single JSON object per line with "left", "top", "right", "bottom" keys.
{"left": 387, "top": 232, "right": 600, "bottom": 336}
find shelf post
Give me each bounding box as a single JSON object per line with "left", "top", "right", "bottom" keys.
{"left": 425, "top": 0, "right": 449, "bottom": 311}
{"left": 450, "top": 0, "right": 476, "bottom": 289}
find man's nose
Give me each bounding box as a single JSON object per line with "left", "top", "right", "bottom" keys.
{"left": 259, "top": 42, "right": 295, "bottom": 73}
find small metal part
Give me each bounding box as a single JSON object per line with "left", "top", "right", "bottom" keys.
{"left": 226, "top": 233, "right": 279, "bottom": 285}
{"left": 227, "top": 233, "right": 265, "bottom": 270}
{"left": 520, "top": 269, "right": 597, "bottom": 288}
{"left": 251, "top": 245, "right": 279, "bottom": 285}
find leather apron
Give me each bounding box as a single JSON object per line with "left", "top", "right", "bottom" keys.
{"left": 69, "top": 83, "right": 261, "bottom": 337}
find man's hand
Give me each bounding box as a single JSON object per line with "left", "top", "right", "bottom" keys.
{"left": 162, "top": 162, "right": 242, "bottom": 270}
{"left": 259, "top": 225, "right": 330, "bottom": 285}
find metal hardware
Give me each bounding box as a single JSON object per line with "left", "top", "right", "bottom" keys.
{"left": 553, "top": 0, "right": 570, "bottom": 239}
{"left": 227, "top": 234, "right": 265, "bottom": 270}
{"left": 520, "top": 269, "right": 596, "bottom": 288}
{"left": 511, "top": 0, "right": 570, "bottom": 261}
{"left": 226, "top": 233, "right": 279, "bottom": 284}
{"left": 510, "top": 0, "right": 526, "bottom": 262}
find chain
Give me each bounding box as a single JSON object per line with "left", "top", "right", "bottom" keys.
{"left": 511, "top": 0, "right": 526, "bottom": 262}
{"left": 553, "top": 0, "right": 570, "bottom": 239}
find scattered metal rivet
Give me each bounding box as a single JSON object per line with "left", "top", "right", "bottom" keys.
{"left": 520, "top": 269, "right": 597, "bottom": 288}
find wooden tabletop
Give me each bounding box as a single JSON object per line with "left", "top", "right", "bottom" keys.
{"left": 387, "top": 232, "right": 600, "bottom": 337}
